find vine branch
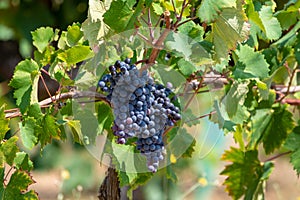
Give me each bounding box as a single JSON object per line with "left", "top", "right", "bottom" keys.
{"left": 264, "top": 151, "right": 292, "bottom": 162}
{"left": 4, "top": 91, "right": 108, "bottom": 119}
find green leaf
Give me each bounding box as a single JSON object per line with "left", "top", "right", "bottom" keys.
{"left": 19, "top": 117, "right": 38, "bottom": 150}
{"left": 177, "top": 59, "right": 196, "bottom": 76}
{"left": 2, "top": 170, "right": 38, "bottom": 200}
{"left": 97, "top": 102, "right": 113, "bottom": 134}
{"left": 82, "top": 0, "right": 111, "bottom": 46}
{"left": 13, "top": 152, "right": 33, "bottom": 171}
{"left": 168, "top": 127, "right": 196, "bottom": 158}
{"left": 244, "top": 0, "right": 265, "bottom": 33}
{"left": 272, "top": 21, "right": 300, "bottom": 48}
{"left": 284, "top": 126, "right": 300, "bottom": 175}
{"left": 0, "top": 105, "right": 10, "bottom": 140}
{"left": 166, "top": 165, "right": 178, "bottom": 182}
{"left": 211, "top": 100, "right": 236, "bottom": 132}
{"left": 57, "top": 45, "right": 94, "bottom": 65}
{"left": 250, "top": 105, "right": 295, "bottom": 154}
{"left": 197, "top": 0, "right": 236, "bottom": 23}
{"left": 1, "top": 136, "right": 19, "bottom": 166}
{"left": 127, "top": 172, "right": 153, "bottom": 199}
{"left": 221, "top": 147, "right": 274, "bottom": 199}
{"left": 256, "top": 80, "right": 269, "bottom": 101}
{"left": 9, "top": 59, "right": 40, "bottom": 114}
{"left": 48, "top": 62, "right": 74, "bottom": 86}
{"left": 74, "top": 107, "right": 99, "bottom": 144}
{"left": 276, "top": 5, "right": 299, "bottom": 31}
{"left": 290, "top": 149, "right": 300, "bottom": 175}
{"left": 66, "top": 23, "right": 83, "bottom": 47}
{"left": 152, "top": 2, "right": 163, "bottom": 15}
{"left": 234, "top": 44, "right": 270, "bottom": 79}
{"left": 258, "top": 4, "right": 282, "bottom": 40}
{"left": 211, "top": 4, "right": 250, "bottom": 61}
{"left": 66, "top": 120, "right": 83, "bottom": 144}
{"left": 27, "top": 103, "right": 43, "bottom": 119}
{"left": 166, "top": 33, "right": 192, "bottom": 60}
{"left": 39, "top": 114, "right": 61, "bottom": 147}
{"left": 103, "top": 0, "right": 135, "bottom": 32}
{"left": 224, "top": 81, "right": 249, "bottom": 118}
{"left": 74, "top": 70, "right": 98, "bottom": 89}
{"left": 31, "top": 27, "right": 54, "bottom": 53}
{"left": 111, "top": 141, "right": 138, "bottom": 185}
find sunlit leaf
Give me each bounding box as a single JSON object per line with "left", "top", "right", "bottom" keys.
{"left": 31, "top": 27, "right": 54, "bottom": 53}
{"left": 0, "top": 105, "right": 10, "bottom": 140}
{"left": 9, "top": 59, "right": 40, "bottom": 114}
{"left": 211, "top": 4, "right": 250, "bottom": 61}
{"left": 197, "top": 0, "right": 236, "bottom": 23}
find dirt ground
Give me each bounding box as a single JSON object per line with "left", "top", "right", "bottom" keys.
{"left": 30, "top": 156, "right": 300, "bottom": 200}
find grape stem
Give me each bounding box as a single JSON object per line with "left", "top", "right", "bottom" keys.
{"left": 264, "top": 151, "right": 292, "bottom": 162}
{"left": 277, "top": 62, "right": 298, "bottom": 102}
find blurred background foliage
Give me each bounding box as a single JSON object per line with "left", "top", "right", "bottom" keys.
{"left": 0, "top": 0, "right": 88, "bottom": 81}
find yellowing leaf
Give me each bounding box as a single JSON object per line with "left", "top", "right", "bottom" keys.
{"left": 0, "top": 105, "right": 10, "bottom": 140}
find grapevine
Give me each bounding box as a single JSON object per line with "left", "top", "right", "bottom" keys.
{"left": 0, "top": 0, "right": 300, "bottom": 199}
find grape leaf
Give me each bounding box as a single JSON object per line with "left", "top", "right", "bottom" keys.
{"left": 165, "top": 32, "right": 192, "bottom": 60}
{"left": 272, "top": 21, "right": 300, "bottom": 48}
{"left": 284, "top": 126, "right": 300, "bottom": 175}
{"left": 97, "top": 102, "right": 114, "bottom": 135}
{"left": 152, "top": 2, "right": 163, "bottom": 15}
{"left": 31, "top": 27, "right": 54, "bottom": 53}
{"left": 197, "top": 0, "right": 236, "bottom": 23}
{"left": 57, "top": 45, "right": 94, "bottom": 65}
{"left": 74, "top": 107, "right": 99, "bottom": 144}
{"left": 9, "top": 59, "right": 40, "bottom": 114}
{"left": 168, "top": 127, "right": 196, "bottom": 158}
{"left": 177, "top": 58, "right": 196, "bottom": 76}
{"left": 250, "top": 105, "right": 294, "bottom": 154}
{"left": 0, "top": 105, "right": 10, "bottom": 140}
{"left": 1, "top": 170, "right": 38, "bottom": 200}
{"left": 234, "top": 44, "right": 270, "bottom": 79}
{"left": 74, "top": 70, "right": 98, "bottom": 89}
{"left": 166, "top": 165, "right": 178, "bottom": 183}
{"left": 274, "top": 1, "right": 299, "bottom": 31}
{"left": 211, "top": 3, "right": 250, "bottom": 61}
{"left": 221, "top": 147, "right": 274, "bottom": 199}
{"left": 82, "top": 0, "right": 111, "bottom": 46}
{"left": 244, "top": 0, "right": 265, "bottom": 33}
{"left": 211, "top": 100, "right": 236, "bottom": 132}
{"left": 66, "top": 120, "right": 83, "bottom": 144}
{"left": 14, "top": 152, "right": 33, "bottom": 171}
{"left": 126, "top": 172, "right": 153, "bottom": 199}
{"left": 111, "top": 141, "right": 138, "bottom": 186}
{"left": 39, "top": 114, "right": 61, "bottom": 147}
{"left": 1, "top": 136, "right": 19, "bottom": 166}
{"left": 19, "top": 117, "right": 38, "bottom": 150}
{"left": 224, "top": 81, "right": 249, "bottom": 118}
{"left": 103, "top": 0, "right": 136, "bottom": 33}
{"left": 66, "top": 23, "right": 83, "bottom": 47}
{"left": 258, "top": 4, "right": 282, "bottom": 40}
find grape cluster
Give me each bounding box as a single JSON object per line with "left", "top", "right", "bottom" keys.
{"left": 98, "top": 58, "right": 181, "bottom": 172}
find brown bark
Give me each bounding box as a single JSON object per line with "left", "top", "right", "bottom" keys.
{"left": 98, "top": 167, "right": 121, "bottom": 200}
